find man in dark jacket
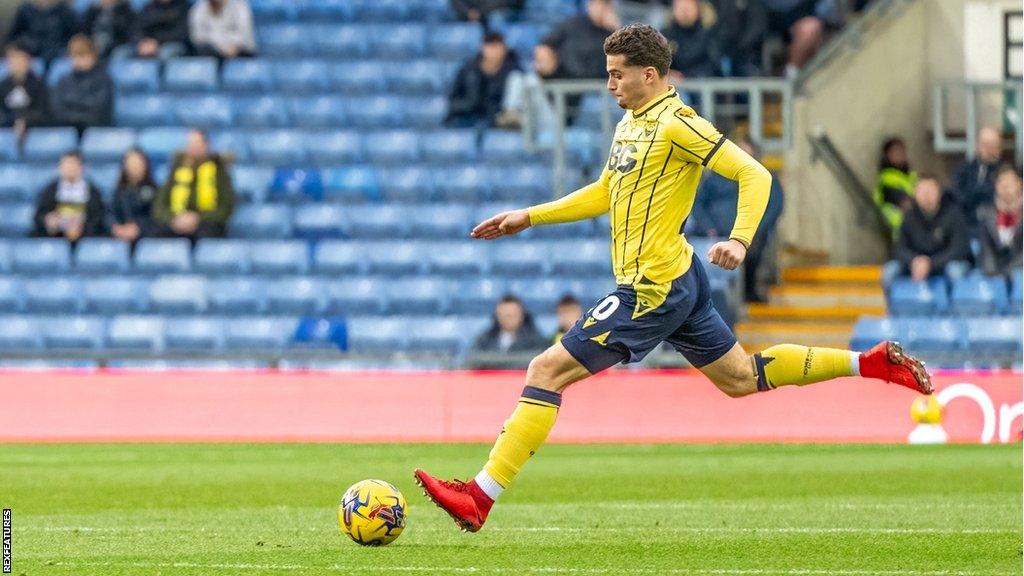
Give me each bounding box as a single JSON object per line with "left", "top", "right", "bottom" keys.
{"left": 712, "top": 0, "right": 767, "bottom": 76}
{"left": 33, "top": 150, "right": 106, "bottom": 242}
{"left": 131, "top": 0, "right": 190, "bottom": 59}
{"left": 5, "top": 0, "right": 78, "bottom": 63}
{"left": 0, "top": 43, "right": 48, "bottom": 137}
{"left": 83, "top": 0, "right": 135, "bottom": 58}
{"left": 153, "top": 129, "right": 236, "bottom": 241}
{"left": 895, "top": 175, "right": 972, "bottom": 283}
{"left": 977, "top": 166, "right": 1023, "bottom": 278}
{"left": 50, "top": 35, "right": 114, "bottom": 134}
{"left": 952, "top": 126, "right": 1003, "bottom": 227}
{"left": 535, "top": 0, "right": 619, "bottom": 81}
{"left": 471, "top": 295, "right": 549, "bottom": 355}
{"left": 663, "top": 0, "right": 721, "bottom": 79}
{"left": 446, "top": 33, "right": 521, "bottom": 127}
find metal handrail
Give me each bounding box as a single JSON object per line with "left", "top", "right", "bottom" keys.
{"left": 932, "top": 79, "right": 1022, "bottom": 160}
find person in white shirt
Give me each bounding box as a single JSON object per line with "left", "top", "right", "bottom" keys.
{"left": 188, "top": 0, "right": 256, "bottom": 60}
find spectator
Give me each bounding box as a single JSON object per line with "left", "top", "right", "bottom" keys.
{"left": 128, "top": 0, "right": 190, "bottom": 60}
{"left": 450, "top": 0, "right": 524, "bottom": 25}
{"left": 663, "top": 0, "right": 721, "bottom": 80}
{"left": 952, "top": 126, "right": 1003, "bottom": 226}
{"left": 83, "top": 0, "right": 135, "bottom": 59}
{"left": 0, "top": 43, "right": 49, "bottom": 138}
{"left": 446, "top": 33, "right": 521, "bottom": 127}
{"left": 50, "top": 35, "right": 114, "bottom": 134}
{"left": 153, "top": 129, "right": 235, "bottom": 240}
{"left": 763, "top": 0, "right": 823, "bottom": 77}
{"left": 5, "top": 0, "right": 78, "bottom": 64}
{"left": 111, "top": 147, "right": 160, "bottom": 244}
{"left": 551, "top": 294, "right": 583, "bottom": 344}
{"left": 535, "top": 0, "right": 620, "bottom": 81}
{"left": 33, "top": 150, "right": 106, "bottom": 242}
{"left": 976, "top": 166, "right": 1023, "bottom": 278}
{"left": 189, "top": 0, "right": 257, "bottom": 60}
{"left": 712, "top": 0, "right": 768, "bottom": 76}
{"left": 471, "top": 295, "right": 548, "bottom": 354}
{"left": 873, "top": 137, "right": 916, "bottom": 235}
{"left": 887, "top": 175, "right": 972, "bottom": 285}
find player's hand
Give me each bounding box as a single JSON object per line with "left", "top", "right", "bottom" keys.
{"left": 707, "top": 239, "right": 747, "bottom": 270}
{"left": 470, "top": 209, "right": 531, "bottom": 240}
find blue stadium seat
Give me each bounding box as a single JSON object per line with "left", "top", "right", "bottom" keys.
{"left": 887, "top": 278, "right": 949, "bottom": 316}
{"left": 436, "top": 165, "right": 491, "bottom": 202}
{"left": 12, "top": 238, "right": 71, "bottom": 273}
{"left": 345, "top": 96, "right": 405, "bottom": 128}
{"left": 313, "top": 240, "right": 367, "bottom": 274}
{"left": 329, "top": 61, "right": 387, "bottom": 95}
{"left": 235, "top": 95, "right": 291, "bottom": 127}
{"left": 163, "top": 57, "right": 219, "bottom": 92}
{"left": 296, "top": 0, "right": 352, "bottom": 21}
{"left": 405, "top": 316, "right": 476, "bottom": 353}
{"left": 265, "top": 276, "right": 325, "bottom": 314}
{"left": 23, "top": 128, "right": 78, "bottom": 162}
{"left": 324, "top": 277, "right": 387, "bottom": 315}
{"left": 42, "top": 316, "right": 106, "bottom": 349}
{"left": 0, "top": 203, "right": 34, "bottom": 236}
{"left": 549, "top": 239, "right": 610, "bottom": 275}
{"left": 81, "top": 128, "right": 137, "bottom": 163}
{"left": 384, "top": 277, "right": 450, "bottom": 314}
{"left": 322, "top": 166, "right": 380, "bottom": 202}
{"left": 345, "top": 316, "right": 407, "bottom": 352}
{"left": 45, "top": 57, "right": 72, "bottom": 86}
{"left": 292, "top": 203, "right": 348, "bottom": 239}
{"left": 410, "top": 0, "right": 454, "bottom": 21}
{"left": 343, "top": 204, "right": 408, "bottom": 239}
{"left": 273, "top": 60, "right": 332, "bottom": 93}
{"left": 510, "top": 277, "right": 579, "bottom": 312}
{"left": 565, "top": 127, "right": 600, "bottom": 165}
{"left": 849, "top": 317, "right": 901, "bottom": 350}
{"left": 208, "top": 276, "right": 266, "bottom": 313}
{"left": 379, "top": 166, "right": 438, "bottom": 203}
{"left": 259, "top": 23, "right": 314, "bottom": 56}
{"left": 222, "top": 59, "right": 276, "bottom": 92}
{"left": 370, "top": 24, "right": 427, "bottom": 58}
{"left": 364, "top": 130, "right": 421, "bottom": 164}
{"left": 482, "top": 130, "right": 543, "bottom": 163}
{"left": 107, "top": 315, "right": 164, "bottom": 351}
{"left": 88, "top": 163, "right": 121, "bottom": 200}
{"left": 224, "top": 317, "right": 297, "bottom": 350}
{"left": 269, "top": 168, "right": 324, "bottom": 202}
{"left": 429, "top": 23, "right": 483, "bottom": 59}
{"left": 0, "top": 129, "right": 19, "bottom": 161}
{"left": 289, "top": 96, "right": 347, "bottom": 128}
{"left": 904, "top": 317, "right": 963, "bottom": 353}
{"left": 138, "top": 127, "right": 189, "bottom": 162}
{"left": 425, "top": 242, "right": 489, "bottom": 276}
{"left": 83, "top": 277, "right": 148, "bottom": 313}
{"left": 492, "top": 241, "right": 549, "bottom": 275}
{"left": 366, "top": 241, "right": 426, "bottom": 274}
{"left": 494, "top": 165, "right": 551, "bottom": 201}
{"left": 115, "top": 94, "right": 176, "bottom": 126}
{"left": 230, "top": 204, "right": 294, "bottom": 239}
{"left": 1011, "top": 270, "right": 1023, "bottom": 314}
{"left": 0, "top": 315, "right": 41, "bottom": 350}
{"left": 422, "top": 129, "right": 478, "bottom": 164}
{"left": 502, "top": 23, "right": 549, "bottom": 57}
{"left": 194, "top": 239, "right": 251, "bottom": 274}
{"left": 165, "top": 317, "right": 224, "bottom": 351}
{"left": 133, "top": 238, "right": 192, "bottom": 274}
{"left": 292, "top": 317, "right": 348, "bottom": 350}
{"left": 951, "top": 273, "right": 1009, "bottom": 316}
{"left": 231, "top": 165, "right": 273, "bottom": 203}
{"left": 250, "top": 240, "right": 309, "bottom": 274}
{"left": 313, "top": 25, "right": 370, "bottom": 57}
{"left": 407, "top": 204, "right": 473, "bottom": 238}
{"left": 109, "top": 59, "right": 160, "bottom": 92}
{"left": 966, "top": 317, "right": 1022, "bottom": 354}
{"left": 249, "top": 0, "right": 298, "bottom": 22}
{"left": 404, "top": 95, "right": 448, "bottom": 128}
{"left": 0, "top": 276, "right": 24, "bottom": 312}
{"left": 149, "top": 275, "right": 208, "bottom": 313}
{"left": 450, "top": 277, "right": 508, "bottom": 314}
{"left": 174, "top": 95, "right": 234, "bottom": 128}
{"left": 211, "top": 130, "right": 252, "bottom": 164}
{"left": 24, "top": 276, "right": 82, "bottom": 312}
{"left": 351, "top": 0, "right": 410, "bottom": 21}
{"left": 389, "top": 60, "right": 444, "bottom": 93}
{"left": 0, "top": 240, "right": 9, "bottom": 272}
{"left": 250, "top": 130, "right": 307, "bottom": 165}
{"left": 524, "top": 0, "right": 578, "bottom": 22}
{"left": 74, "top": 238, "right": 130, "bottom": 273}
{"left": 305, "top": 131, "right": 362, "bottom": 164}
{"left": 0, "top": 165, "right": 51, "bottom": 203}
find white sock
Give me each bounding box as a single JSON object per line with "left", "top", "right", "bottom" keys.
{"left": 850, "top": 351, "right": 861, "bottom": 376}
{"left": 473, "top": 470, "right": 504, "bottom": 501}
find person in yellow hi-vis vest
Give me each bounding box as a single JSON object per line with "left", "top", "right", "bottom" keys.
{"left": 874, "top": 137, "right": 917, "bottom": 236}
{"left": 153, "top": 129, "right": 235, "bottom": 241}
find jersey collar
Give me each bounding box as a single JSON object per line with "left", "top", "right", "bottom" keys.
{"left": 631, "top": 87, "right": 677, "bottom": 118}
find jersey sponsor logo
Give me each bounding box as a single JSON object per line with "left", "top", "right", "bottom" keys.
{"left": 607, "top": 142, "right": 638, "bottom": 173}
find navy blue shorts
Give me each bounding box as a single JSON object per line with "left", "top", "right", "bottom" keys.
{"left": 560, "top": 257, "right": 737, "bottom": 373}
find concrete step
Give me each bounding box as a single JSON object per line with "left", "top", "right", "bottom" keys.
{"left": 768, "top": 284, "right": 886, "bottom": 308}
{"left": 781, "top": 265, "right": 882, "bottom": 285}
{"left": 745, "top": 303, "right": 885, "bottom": 322}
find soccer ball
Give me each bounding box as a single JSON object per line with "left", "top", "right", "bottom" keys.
{"left": 910, "top": 395, "right": 942, "bottom": 424}
{"left": 338, "top": 479, "right": 407, "bottom": 546}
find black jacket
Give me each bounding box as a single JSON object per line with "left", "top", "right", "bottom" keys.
{"left": 50, "top": 65, "right": 115, "bottom": 130}
{"left": 896, "top": 199, "right": 972, "bottom": 273}
{"left": 5, "top": 1, "right": 78, "bottom": 62}
{"left": 952, "top": 158, "right": 1000, "bottom": 225}
{"left": 976, "top": 205, "right": 1023, "bottom": 277}
{"left": 84, "top": 1, "right": 136, "bottom": 57}
{"left": 132, "top": 0, "right": 191, "bottom": 46}
{"left": 0, "top": 71, "right": 48, "bottom": 128}
{"left": 450, "top": 0, "right": 524, "bottom": 20}
{"left": 33, "top": 178, "right": 107, "bottom": 238}
{"left": 446, "top": 51, "right": 521, "bottom": 123}
{"left": 112, "top": 181, "right": 161, "bottom": 236}
{"left": 540, "top": 14, "right": 611, "bottom": 79}
{"left": 471, "top": 315, "right": 548, "bottom": 354}
{"left": 663, "top": 20, "right": 721, "bottom": 78}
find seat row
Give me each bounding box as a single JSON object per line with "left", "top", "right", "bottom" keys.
{"left": 887, "top": 274, "right": 1023, "bottom": 316}
{"left": 850, "top": 316, "right": 1022, "bottom": 355}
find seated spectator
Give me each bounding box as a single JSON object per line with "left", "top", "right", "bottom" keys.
{"left": 111, "top": 147, "right": 160, "bottom": 244}
{"left": 763, "top": 0, "right": 823, "bottom": 77}
{"left": 886, "top": 175, "right": 972, "bottom": 285}
{"left": 0, "top": 43, "right": 49, "bottom": 138}
{"left": 450, "top": 0, "right": 524, "bottom": 25}
{"left": 189, "top": 0, "right": 257, "bottom": 60}
{"left": 153, "top": 129, "right": 235, "bottom": 241}
{"left": 952, "top": 126, "right": 1003, "bottom": 227}
{"left": 535, "top": 0, "right": 619, "bottom": 81}
{"left": 551, "top": 294, "right": 583, "bottom": 344}
{"left": 33, "top": 150, "right": 106, "bottom": 242}
{"left": 663, "top": 0, "right": 721, "bottom": 80}
{"left": 977, "top": 166, "right": 1023, "bottom": 278}
{"left": 446, "top": 33, "right": 521, "bottom": 128}
{"left": 873, "top": 137, "right": 916, "bottom": 235}
{"left": 4, "top": 0, "right": 78, "bottom": 64}
{"left": 83, "top": 0, "right": 135, "bottom": 59}
{"left": 50, "top": 35, "right": 114, "bottom": 134}
{"left": 126, "top": 0, "right": 190, "bottom": 60}
{"left": 471, "top": 295, "right": 548, "bottom": 354}
{"left": 713, "top": 0, "right": 768, "bottom": 76}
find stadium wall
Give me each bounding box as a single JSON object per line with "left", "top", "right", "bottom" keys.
{"left": 0, "top": 370, "right": 1019, "bottom": 444}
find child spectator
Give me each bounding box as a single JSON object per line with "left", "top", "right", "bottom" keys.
{"left": 111, "top": 148, "right": 160, "bottom": 244}
{"left": 33, "top": 151, "right": 106, "bottom": 242}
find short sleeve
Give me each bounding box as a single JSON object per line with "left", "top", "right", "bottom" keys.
{"left": 664, "top": 107, "right": 726, "bottom": 167}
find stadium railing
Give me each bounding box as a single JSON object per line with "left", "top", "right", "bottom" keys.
{"left": 932, "top": 79, "right": 1023, "bottom": 161}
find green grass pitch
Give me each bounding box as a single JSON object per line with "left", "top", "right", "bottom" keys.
{"left": 0, "top": 443, "right": 1020, "bottom": 575}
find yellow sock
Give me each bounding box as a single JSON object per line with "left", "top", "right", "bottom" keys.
{"left": 753, "top": 344, "right": 856, "bottom": 391}
{"left": 476, "top": 386, "right": 560, "bottom": 498}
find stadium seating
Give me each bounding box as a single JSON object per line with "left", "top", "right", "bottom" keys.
{"left": 74, "top": 238, "right": 131, "bottom": 273}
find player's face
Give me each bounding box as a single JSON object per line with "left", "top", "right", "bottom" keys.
{"left": 606, "top": 54, "right": 655, "bottom": 110}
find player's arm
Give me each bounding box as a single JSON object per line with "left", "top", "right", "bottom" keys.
{"left": 471, "top": 173, "right": 611, "bottom": 240}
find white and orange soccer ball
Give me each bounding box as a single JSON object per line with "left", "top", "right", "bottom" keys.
{"left": 338, "top": 479, "right": 408, "bottom": 546}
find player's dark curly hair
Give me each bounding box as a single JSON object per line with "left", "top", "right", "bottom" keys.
{"left": 602, "top": 24, "right": 672, "bottom": 76}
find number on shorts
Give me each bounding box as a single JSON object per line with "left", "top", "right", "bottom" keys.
{"left": 592, "top": 295, "right": 620, "bottom": 321}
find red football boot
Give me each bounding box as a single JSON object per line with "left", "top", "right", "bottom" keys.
{"left": 413, "top": 469, "right": 493, "bottom": 532}
{"left": 859, "top": 341, "right": 933, "bottom": 394}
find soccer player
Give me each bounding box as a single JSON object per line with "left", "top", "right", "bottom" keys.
{"left": 415, "top": 24, "right": 932, "bottom": 533}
